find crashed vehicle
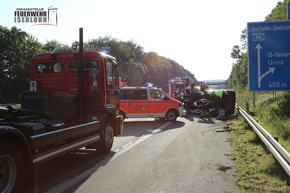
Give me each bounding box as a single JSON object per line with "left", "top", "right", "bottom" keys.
{"left": 184, "top": 89, "right": 236, "bottom": 117}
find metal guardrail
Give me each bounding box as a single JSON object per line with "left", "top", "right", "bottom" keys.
{"left": 235, "top": 103, "right": 290, "bottom": 176}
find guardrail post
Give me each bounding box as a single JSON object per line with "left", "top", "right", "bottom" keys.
{"left": 252, "top": 92, "right": 256, "bottom": 108}
{"left": 245, "top": 101, "right": 249, "bottom": 112}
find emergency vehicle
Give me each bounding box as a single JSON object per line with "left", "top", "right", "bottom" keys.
{"left": 167, "top": 77, "right": 191, "bottom": 98}
{"left": 167, "top": 77, "right": 207, "bottom": 99}
{"left": 119, "top": 87, "right": 185, "bottom": 121}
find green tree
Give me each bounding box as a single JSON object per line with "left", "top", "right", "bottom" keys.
{"left": 231, "top": 45, "right": 242, "bottom": 60}
{"left": 265, "top": 1, "right": 285, "bottom": 21}
{"left": 0, "top": 26, "right": 43, "bottom": 103}
{"left": 43, "top": 40, "right": 71, "bottom": 51}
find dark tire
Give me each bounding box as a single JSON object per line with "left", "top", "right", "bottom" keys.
{"left": 166, "top": 110, "right": 178, "bottom": 121}
{"left": 0, "top": 141, "right": 30, "bottom": 193}
{"left": 98, "top": 119, "right": 114, "bottom": 154}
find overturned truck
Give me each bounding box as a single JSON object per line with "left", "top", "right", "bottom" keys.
{"left": 184, "top": 89, "right": 236, "bottom": 117}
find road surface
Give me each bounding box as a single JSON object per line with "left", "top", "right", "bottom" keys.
{"left": 36, "top": 115, "right": 239, "bottom": 193}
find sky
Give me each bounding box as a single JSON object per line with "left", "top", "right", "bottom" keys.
{"left": 1, "top": 0, "right": 282, "bottom": 81}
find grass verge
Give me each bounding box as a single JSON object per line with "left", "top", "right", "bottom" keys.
{"left": 229, "top": 91, "right": 290, "bottom": 192}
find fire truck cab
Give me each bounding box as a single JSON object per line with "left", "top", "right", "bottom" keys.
{"left": 167, "top": 77, "right": 208, "bottom": 100}
{"left": 119, "top": 87, "right": 185, "bottom": 121}
{"left": 22, "top": 51, "right": 122, "bottom": 126}
{"left": 167, "top": 77, "right": 191, "bottom": 98}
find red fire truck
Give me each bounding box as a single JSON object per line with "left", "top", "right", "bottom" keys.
{"left": 0, "top": 29, "right": 124, "bottom": 192}
{"left": 167, "top": 77, "right": 207, "bottom": 99}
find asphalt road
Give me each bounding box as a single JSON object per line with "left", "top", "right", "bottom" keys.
{"left": 36, "top": 115, "right": 239, "bottom": 193}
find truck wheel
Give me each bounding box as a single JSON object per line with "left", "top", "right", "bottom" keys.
{"left": 98, "top": 119, "right": 114, "bottom": 154}
{"left": 0, "top": 141, "right": 26, "bottom": 193}
{"left": 166, "top": 110, "right": 178, "bottom": 121}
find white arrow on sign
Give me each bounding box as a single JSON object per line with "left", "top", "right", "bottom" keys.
{"left": 259, "top": 67, "right": 275, "bottom": 88}
{"left": 255, "top": 43, "right": 275, "bottom": 88}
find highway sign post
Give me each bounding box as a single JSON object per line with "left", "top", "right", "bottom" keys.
{"left": 288, "top": 3, "right": 290, "bottom": 20}
{"left": 247, "top": 21, "right": 290, "bottom": 91}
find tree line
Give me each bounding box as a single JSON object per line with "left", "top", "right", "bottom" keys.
{"left": 0, "top": 26, "right": 195, "bottom": 103}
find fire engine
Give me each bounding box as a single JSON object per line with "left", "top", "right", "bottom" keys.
{"left": 0, "top": 28, "right": 124, "bottom": 192}
{"left": 167, "top": 77, "right": 207, "bottom": 99}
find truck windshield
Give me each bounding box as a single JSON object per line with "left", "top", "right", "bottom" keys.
{"left": 35, "top": 62, "right": 62, "bottom": 74}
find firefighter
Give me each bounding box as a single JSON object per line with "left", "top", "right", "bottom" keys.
{"left": 194, "top": 98, "right": 210, "bottom": 118}
{"left": 194, "top": 91, "right": 212, "bottom": 119}
{"left": 174, "top": 88, "right": 180, "bottom": 99}
{"left": 183, "top": 88, "right": 191, "bottom": 111}
{"left": 180, "top": 89, "right": 184, "bottom": 101}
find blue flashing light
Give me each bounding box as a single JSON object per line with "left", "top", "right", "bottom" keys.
{"left": 102, "top": 47, "right": 109, "bottom": 53}
{"left": 147, "top": 83, "right": 153, "bottom": 88}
